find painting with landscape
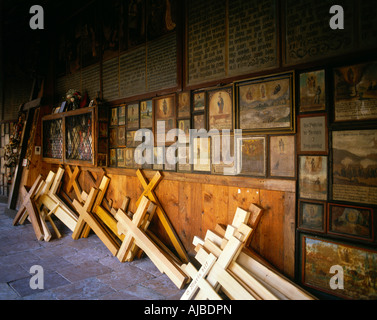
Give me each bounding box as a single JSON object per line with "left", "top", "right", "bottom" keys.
{"left": 302, "top": 235, "right": 377, "bottom": 300}
{"left": 332, "top": 130, "right": 377, "bottom": 205}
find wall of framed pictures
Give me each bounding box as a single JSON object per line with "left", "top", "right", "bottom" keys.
{"left": 43, "top": 0, "right": 377, "bottom": 297}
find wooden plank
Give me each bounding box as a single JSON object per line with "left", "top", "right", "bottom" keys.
{"left": 65, "top": 165, "right": 83, "bottom": 203}
{"left": 115, "top": 204, "right": 188, "bottom": 289}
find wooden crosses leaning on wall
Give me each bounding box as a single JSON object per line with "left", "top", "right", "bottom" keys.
{"left": 181, "top": 204, "right": 316, "bottom": 300}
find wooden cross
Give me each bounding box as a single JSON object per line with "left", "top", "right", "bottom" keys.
{"left": 13, "top": 175, "right": 44, "bottom": 241}
{"left": 136, "top": 170, "right": 189, "bottom": 264}
{"left": 115, "top": 197, "right": 189, "bottom": 290}
{"left": 64, "top": 165, "right": 83, "bottom": 203}
{"left": 38, "top": 168, "right": 78, "bottom": 232}
{"left": 72, "top": 187, "right": 120, "bottom": 256}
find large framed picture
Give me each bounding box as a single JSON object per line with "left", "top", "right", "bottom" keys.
{"left": 207, "top": 86, "right": 233, "bottom": 131}
{"left": 300, "top": 234, "right": 377, "bottom": 300}
{"left": 328, "top": 203, "right": 374, "bottom": 242}
{"left": 299, "top": 69, "right": 326, "bottom": 113}
{"left": 299, "top": 156, "right": 328, "bottom": 201}
{"left": 332, "top": 130, "right": 377, "bottom": 205}
{"left": 298, "top": 200, "right": 326, "bottom": 233}
{"left": 269, "top": 135, "right": 296, "bottom": 178}
{"left": 235, "top": 72, "right": 295, "bottom": 133}
{"left": 297, "top": 114, "right": 328, "bottom": 154}
{"left": 236, "top": 136, "right": 266, "bottom": 177}
{"left": 334, "top": 61, "right": 377, "bottom": 122}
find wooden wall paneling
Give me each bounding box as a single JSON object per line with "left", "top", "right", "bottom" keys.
{"left": 178, "top": 181, "right": 203, "bottom": 253}
{"left": 227, "top": 187, "right": 260, "bottom": 226}
{"left": 201, "top": 184, "right": 229, "bottom": 234}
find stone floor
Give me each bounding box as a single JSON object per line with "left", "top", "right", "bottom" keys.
{"left": 0, "top": 200, "right": 186, "bottom": 300}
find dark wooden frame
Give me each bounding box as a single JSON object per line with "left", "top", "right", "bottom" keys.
{"left": 207, "top": 85, "right": 234, "bottom": 131}
{"left": 327, "top": 203, "right": 374, "bottom": 242}
{"left": 298, "top": 200, "right": 326, "bottom": 233}
{"left": 297, "top": 113, "right": 328, "bottom": 155}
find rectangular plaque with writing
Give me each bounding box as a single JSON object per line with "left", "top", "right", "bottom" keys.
{"left": 285, "top": 0, "right": 355, "bottom": 65}
{"left": 187, "top": 0, "right": 226, "bottom": 85}
{"left": 102, "top": 57, "right": 119, "bottom": 102}
{"left": 228, "top": 0, "right": 278, "bottom": 76}
{"left": 119, "top": 46, "right": 146, "bottom": 98}
{"left": 147, "top": 33, "right": 177, "bottom": 92}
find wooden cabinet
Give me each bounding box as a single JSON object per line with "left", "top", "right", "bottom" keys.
{"left": 42, "top": 105, "right": 108, "bottom": 167}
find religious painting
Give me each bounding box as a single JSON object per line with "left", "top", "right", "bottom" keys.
{"left": 118, "top": 105, "right": 126, "bottom": 126}
{"left": 299, "top": 156, "right": 328, "bottom": 201}
{"left": 111, "top": 107, "right": 118, "bottom": 126}
{"left": 193, "top": 114, "right": 206, "bottom": 130}
{"left": 236, "top": 136, "right": 266, "bottom": 177}
{"left": 110, "top": 149, "right": 117, "bottom": 167}
{"left": 154, "top": 95, "right": 176, "bottom": 140}
{"left": 178, "top": 91, "right": 191, "bottom": 118}
{"left": 211, "top": 134, "right": 236, "bottom": 176}
{"left": 177, "top": 144, "right": 192, "bottom": 173}
{"left": 269, "top": 135, "right": 296, "bottom": 178}
{"left": 140, "top": 100, "right": 153, "bottom": 128}
{"left": 99, "top": 122, "right": 108, "bottom": 138}
{"left": 332, "top": 130, "right": 377, "bottom": 205}
{"left": 328, "top": 204, "right": 374, "bottom": 241}
{"left": 125, "top": 148, "right": 135, "bottom": 168}
{"left": 101, "top": 0, "right": 120, "bottom": 60}
{"left": 118, "top": 126, "right": 126, "bottom": 147}
{"left": 127, "top": 103, "right": 140, "bottom": 130}
{"left": 177, "top": 119, "right": 190, "bottom": 142}
{"left": 298, "top": 114, "right": 328, "bottom": 154}
{"left": 123, "top": 0, "right": 146, "bottom": 50}
{"left": 208, "top": 87, "right": 233, "bottom": 130}
{"left": 300, "top": 234, "right": 377, "bottom": 300}
{"left": 334, "top": 61, "right": 377, "bottom": 122}
{"left": 193, "top": 137, "right": 211, "bottom": 172}
{"left": 300, "top": 70, "right": 326, "bottom": 113}
{"left": 236, "top": 72, "right": 295, "bottom": 133}
{"left": 153, "top": 146, "right": 165, "bottom": 170}
{"left": 126, "top": 130, "right": 139, "bottom": 148}
{"left": 165, "top": 147, "right": 176, "bottom": 172}
{"left": 117, "top": 148, "right": 126, "bottom": 167}
{"left": 298, "top": 200, "right": 326, "bottom": 233}
{"left": 109, "top": 128, "right": 117, "bottom": 147}
{"left": 193, "top": 91, "right": 206, "bottom": 112}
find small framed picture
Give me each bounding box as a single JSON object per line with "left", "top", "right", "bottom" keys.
{"left": 153, "top": 146, "right": 164, "bottom": 171}
{"left": 269, "top": 135, "right": 296, "bottom": 178}
{"left": 193, "top": 91, "right": 206, "bottom": 113}
{"left": 328, "top": 203, "right": 374, "bottom": 241}
{"left": 110, "top": 107, "right": 118, "bottom": 126}
{"left": 140, "top": 100, "right": 153, "bottom": 128}
{"left": 109, "top": 149, "right": 117, "bottom": 167}
{"left": 298, "top": 200, "right": 326, "bottom": 233}
{"left": 299, "top": 156, "right": 328, "bottom": 201}
{"left": 127, "top": 103, "right": 140, "bottom": 130}
{"left": 118, "top": 105, "right": 126, "bottom": 126}
{"left": 109, "top": 128, "right": 117, "bottom": 147}
{"left": 207, "top": 86, "right": 233, "bottom": 130}
{"left": 236, "top": 136, "right": 267, "bottom": 177}
{"left": 117, "top": 148, "right": 126, "bottom": 167}
{"left": 193, "top": 113, "right": 206, "bottom": 130}
{"left": 125, "top": 148, "right": 135, "bottom": 168}
{"left": 118, "top": 126, "right": 126, "bottom": 147}
{"left": 178, "top": 91, "right": 191, "bottom": 118}
{"left": 177, "top": 144, "right": 192, "bottom": 173}
{"left": 299, "top": 69, "right": 326, "bottom": 113}
{"left": 297, "top": 114, "right": 328, "bottom": 154}
{"left": 97, "top": 153, "right": 108, "bottom": 167}
{"left": 192, "top": 137, "right": 211, "bottom": 172}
